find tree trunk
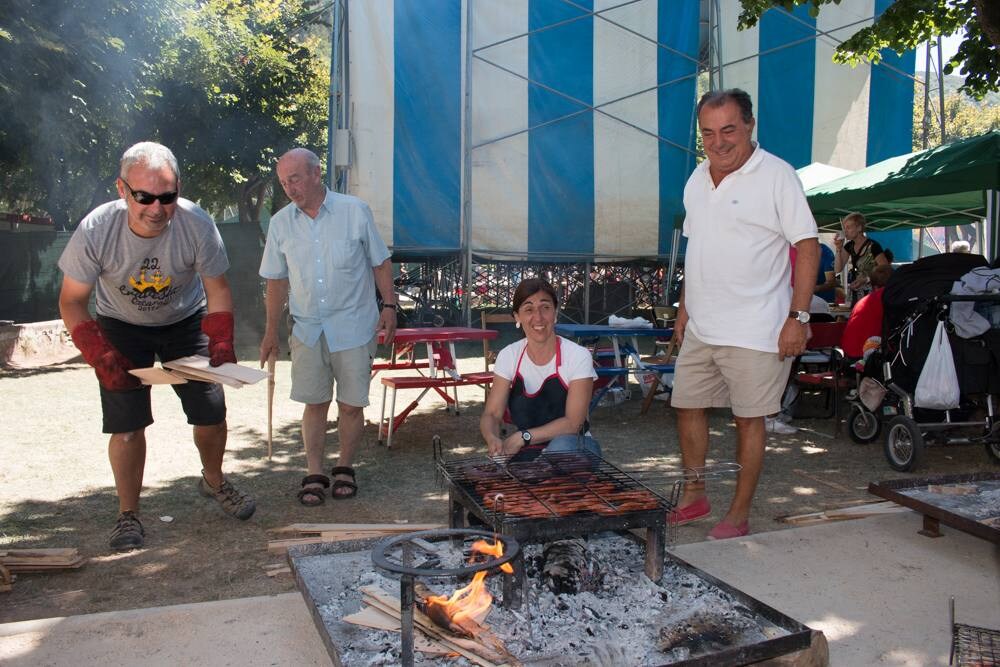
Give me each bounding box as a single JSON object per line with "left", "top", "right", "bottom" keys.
{"left": 973, "top": 0, "right": 1000, "bottom": 48}
{"left": 237, "top": 177, "right": 267, "bottom": 225}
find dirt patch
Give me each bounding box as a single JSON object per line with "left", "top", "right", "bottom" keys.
{"left": 1, "top": 356, "right": 995, "bottom": 623}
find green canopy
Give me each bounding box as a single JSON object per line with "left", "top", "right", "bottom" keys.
{"left": 805, "top": 131, "right": 1000, "bottom": 237}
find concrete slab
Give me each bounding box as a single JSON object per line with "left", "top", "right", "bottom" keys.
{"left": 0, "top": 592, "right": 331, "bottom": 667}
{"left": 672, "top": 512, "right": 1000, "bottom": 667}
{"left": 1, "top": 513, "right": 995, "bottom": 667}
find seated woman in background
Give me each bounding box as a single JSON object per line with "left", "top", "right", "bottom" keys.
{"left": 833, "top": 212, "right": 890, "bottom": 305}
{"left": 480, "top": 277, "right": 599, "bottom": 459}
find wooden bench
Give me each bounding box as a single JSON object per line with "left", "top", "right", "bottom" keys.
{"left": 378, "top": 372, "right": 495, "bottom": 448}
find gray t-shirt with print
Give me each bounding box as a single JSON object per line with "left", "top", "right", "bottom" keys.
{"left": 58, "top": 198, "right": 230, "bottom": 326}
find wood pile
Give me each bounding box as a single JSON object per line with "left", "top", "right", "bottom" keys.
{"left": 343, "top": 584, "right": 519, "bottom": 666}
{"left": 267, "top": 523, "right": 444, "bottom": 554}
{"left": 0, "top": 548, "right": 86, "bottom": 591}
{"left": 0, "top": 548, "right": 85, "bottom": 572}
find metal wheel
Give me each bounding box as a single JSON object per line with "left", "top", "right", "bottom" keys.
{"left": 848, "top": 405, "right": 881, "bottom": 444}
{"left": 884, "top": 416, "right": 925, "bottom": 472}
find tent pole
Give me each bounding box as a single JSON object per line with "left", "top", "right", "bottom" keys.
{"left": 460, "top": 0, "right": 474, "bottom": 326}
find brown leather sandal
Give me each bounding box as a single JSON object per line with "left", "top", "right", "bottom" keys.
{"left": 297, "top": 474, "right": 330, "bottom": 506}
{"left": 330, "top": 466, "right": 357, "bottom": 499}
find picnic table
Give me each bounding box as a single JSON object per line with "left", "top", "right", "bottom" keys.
{"left": 376, "top": 327, "right": 499, "bottom": 448}
{"left": 554, "top": 323, "right": 674, "bottom": 411}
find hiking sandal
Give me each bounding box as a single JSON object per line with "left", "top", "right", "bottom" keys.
{"left": 198, "top": 472, "right": 257, "bottom": 520}
{"left": 109, "top": 510, "right": 145, "bottom": 551}
{"left": 298, "top": 474, "right": 330, "bottom": 506}
{"left": 330, "top": 466, "right": 358, "bottom": 499}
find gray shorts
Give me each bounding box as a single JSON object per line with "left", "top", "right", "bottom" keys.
{"left": 289, "top": 333, "right": 377, "bottom": 406}
{"left": 670, "top": 331, "right": 792, "bottom": 418}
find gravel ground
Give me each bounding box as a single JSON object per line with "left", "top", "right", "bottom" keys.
{"left": 1, "top": 352, "right": 996, "bottom": 623}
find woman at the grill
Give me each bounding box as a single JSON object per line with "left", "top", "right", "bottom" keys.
{"left": 480, "top": 277, "right": 600, "bottom": 459}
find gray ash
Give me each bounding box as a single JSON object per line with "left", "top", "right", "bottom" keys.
{"left": 321, "top": 534, "right": 790, "bottom": 665}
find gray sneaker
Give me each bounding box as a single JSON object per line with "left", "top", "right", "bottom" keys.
{"left": 198, "top": 472, "right": 256, "bottom": 520}
{"left": 109, "top": 511, "right": 145, "bottom": 551}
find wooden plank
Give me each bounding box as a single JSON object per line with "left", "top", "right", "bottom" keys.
{"left": 0, "top": 548, "right": 79, "bottom": 558}
{"left": 360, "top": 586, "right": 512, "bottom": 667}
{"left": 360, "top": 595, "right": 502, "bottom": 667}
{"left": 269, "top": 523, "right": 444, "bottom": 535}
{"left": 342, "top": 606, "right": 453, "bottom": 655}
{"left": 778, "top": 501, "right": 907, "bottom": 525}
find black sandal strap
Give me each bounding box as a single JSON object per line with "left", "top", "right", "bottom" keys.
{"left": 302, "top": 474, "right": 331, "bottom": 488}
{"left": 330, "top": 466, "right": 356, "bottom": 480}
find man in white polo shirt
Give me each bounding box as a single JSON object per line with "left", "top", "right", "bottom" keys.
{"left": 669, "top": 89, "right": 819, "bottom": 540}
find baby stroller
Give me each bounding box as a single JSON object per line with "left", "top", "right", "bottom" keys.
{"left": 846, "top": 253, "right": 1000, "bottom": 471}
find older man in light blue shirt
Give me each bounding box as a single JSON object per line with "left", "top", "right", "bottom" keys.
{"left": 260, "top": 148, "right": 396, "bottom": 505}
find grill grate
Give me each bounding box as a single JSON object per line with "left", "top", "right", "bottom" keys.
{"left": 952, "top": 623, "right": 1000, "bottom": 666}
{"left": 437, "top": 449, "right": 676, "bottom": 522}
{"left": 950, "top": 597, "right": 999, "bottom": 666}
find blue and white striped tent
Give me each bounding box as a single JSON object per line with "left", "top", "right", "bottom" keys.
{"left": 346, "top": 0, "right": 915, "bottom": 262}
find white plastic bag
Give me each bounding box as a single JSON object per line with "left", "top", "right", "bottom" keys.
{"left": 914, "top": 320, "right": 960, "bottom": 410}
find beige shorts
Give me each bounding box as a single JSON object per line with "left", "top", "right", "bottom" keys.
{"left": 670, "top": 331, "right": 792, "bottom": 418}
{"left": 289, "top": 333, "right": 378, "bottom": 407}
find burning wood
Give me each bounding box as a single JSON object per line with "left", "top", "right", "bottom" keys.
{"left": 541, "top": 539, "right": 599, "bottom": 595}
{"left": 417, "top": 538, "right": 514, "bottom": 638}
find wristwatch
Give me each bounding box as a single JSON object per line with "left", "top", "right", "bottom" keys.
{"left": 789, "top": 310, "right": 811, "bottom": 324}
{"left": 382, "top": 303, "right": 398, "bottom": 310}
{"left": 521, "top": 431, "right": 532, "bottom": 444}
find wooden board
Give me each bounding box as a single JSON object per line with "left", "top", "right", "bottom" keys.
{"left": 342, "top": 606, "right": 453, "bottom": 655}
{"left": 163, "top": 355, "right": 267, "bottom": 387}
{"left": 359, "top": 586, "right": 508, "bottom": 667}
{"left": 270, "top": 522, "right": 444, "bottom": 535}
{"left": 128, "top": 367, "right": 188, "bottom": 385}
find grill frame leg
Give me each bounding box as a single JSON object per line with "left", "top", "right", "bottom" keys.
{"left": 645, "top": 517, "right": 666, "bottom": 583}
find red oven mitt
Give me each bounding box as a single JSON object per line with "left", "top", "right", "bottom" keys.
{"left": 201, "top": 311, "right": 237, "bottom": 367}
{"left": 70, "top": 320, "right": 140, "bottom": 391}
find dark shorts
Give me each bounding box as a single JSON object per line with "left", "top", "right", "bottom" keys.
{"left": 97, "top": 310, "right": 226, "bottom": 434}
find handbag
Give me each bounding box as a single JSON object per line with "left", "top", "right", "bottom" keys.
{"left": 914, "top": 319, "right": 961, "bottom": 410}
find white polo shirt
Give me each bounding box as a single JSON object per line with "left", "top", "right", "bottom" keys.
{"left": 682, "top": 146, "right": 817, "bottom": 353}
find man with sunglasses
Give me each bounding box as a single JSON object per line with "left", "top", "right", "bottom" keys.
{"left": 58, "top": 141, "right": 255, "bottom": 552}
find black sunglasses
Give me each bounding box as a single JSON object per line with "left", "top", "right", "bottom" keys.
{"left": 120, "top": 178, "right": 178, "bottom": 206}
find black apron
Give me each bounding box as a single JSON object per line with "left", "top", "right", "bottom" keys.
{"left": 507, "top": 338, "right": 588, "bottom": 456}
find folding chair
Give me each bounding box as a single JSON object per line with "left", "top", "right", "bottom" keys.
{"left": 792, "top": 321, "right": 852, "bottom": 434}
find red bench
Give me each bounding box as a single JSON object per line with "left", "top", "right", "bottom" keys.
{"left": 378, "top": 372, "right": 495, "bottom": 448}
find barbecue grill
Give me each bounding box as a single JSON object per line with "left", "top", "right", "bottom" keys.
{"left": 435, "top": 436, "right": 680, "bottom": 604}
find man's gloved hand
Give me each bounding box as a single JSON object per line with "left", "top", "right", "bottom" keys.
{"left": 70, "top": 320, "right": 140, "bottom": 391}
{"left": 201, "top": 311, "right": 237, "bottom": 367}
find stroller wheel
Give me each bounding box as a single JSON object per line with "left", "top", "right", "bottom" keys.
{"left": 987, "top": 440, "right": 1000, "bottom": 465}
{"left": 884, "top": 416, "right": 925, "bottom": 472}
{"left": 848, "top": 405, "right": 881, "bottom": 444}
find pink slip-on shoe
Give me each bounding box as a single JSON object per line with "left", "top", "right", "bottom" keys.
{"left": 667, "top": 496, "right": 711, "bottom": 526}
{"left": 707, "top": 519, "right": 750, "bottom": 540}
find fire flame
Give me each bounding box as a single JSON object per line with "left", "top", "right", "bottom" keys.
{"left": 425, "top": 538, "right": 513, "bottom": 625}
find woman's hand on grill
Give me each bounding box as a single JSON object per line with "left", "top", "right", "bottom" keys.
{"left": 486, "top": 434, "right": 506, "bottom": 457}
{"left": 499, "top": 432, "right": 525, "bottom": 457}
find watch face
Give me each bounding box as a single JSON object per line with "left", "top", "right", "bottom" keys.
{"left": 798, "top": 311, "right": 810, "bottom": 323}
{"left": 521, "top": 431, "right": 531, "bottom": 442}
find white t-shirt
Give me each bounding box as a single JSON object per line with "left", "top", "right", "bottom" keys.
{"left": 682, "top": 146, "right": 818, "bottom": 352}
{"left": 493, "top": 336, "right": 597, "bottom": 394}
